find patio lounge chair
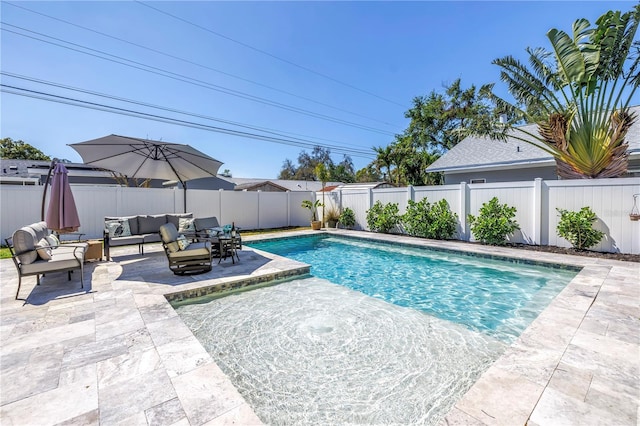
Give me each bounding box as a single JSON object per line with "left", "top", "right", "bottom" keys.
{"left": 158, "top": 222, "right": 213, "bottom": 275}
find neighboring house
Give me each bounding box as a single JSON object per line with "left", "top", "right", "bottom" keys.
{"left": 426, "top": 106, "right": 640, "bottom": 184}
{"left": 333, "top": 182, "right": 395, "bottom": 191}
{"left": 223, "top": 177, "right": 344, "bottom": 192}
{"left": 0, "top": 159, "right": 118, "bottom": 186}
{"left": 0, "top": 159, "right": 233, "bottom": 189}
{"left": 233, "top": 181, "right": 290, "bottom": 192}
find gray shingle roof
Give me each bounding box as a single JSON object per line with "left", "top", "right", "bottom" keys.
{"left": 427, "top": 106, "right": 640, "bottom": 173}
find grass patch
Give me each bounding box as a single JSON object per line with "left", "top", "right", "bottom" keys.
{"left": 241, "top": 227, "right": 310, "bottom": 236}
{"left": 0, "top": 247, "right": 12, "bottom": 260}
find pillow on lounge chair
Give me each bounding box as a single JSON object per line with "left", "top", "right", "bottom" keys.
{"left": 45, "top": 234, "right": 60, "bottom": 249}
{"left": 36, "top": 238, "right": 52, "bottom": 260}
{"left": 177, "top": 235, "right": 190, "bottom": 251}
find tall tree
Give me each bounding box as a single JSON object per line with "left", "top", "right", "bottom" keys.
{"left": 278, "top": 159, "right": 296, "bottom": 180}
{"left": 481, "top": 5, "right": 639, "bottom": 179}
{"left": 405, "top": 79, "right": 497, "bottom": 153}
{"left": 355, "top": 164, "right": 382, "bottom": 182}
{"left": 0, "top": 138, "right": 50, "bottom": 160}
{"left": 278, "top": 146, "right": 356, "bottom": 182}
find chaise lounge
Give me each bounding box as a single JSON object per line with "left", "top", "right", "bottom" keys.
{"left": 6, "top": 221, "right": 87, "bottom": 300}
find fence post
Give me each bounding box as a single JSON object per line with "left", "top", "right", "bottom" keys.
{"left": 287, "top": 191, "right": 291, "bottom": 227}
{"left": 533, "top": 178, "right": 542, "bottom": 245}
{"left": 459, "top": 182, "right": 469, "bottom": 241}
{"left": 368, "top": 188, "right": 374, "bottom": 210}
{"left": 407, "top": 185, "right": 414, "bottom": 205}
{"left": 219, "top": 189, "right": 223, "bottom": 224}
{"left": 257, "top": 190, "right": 261, "bottom": 230}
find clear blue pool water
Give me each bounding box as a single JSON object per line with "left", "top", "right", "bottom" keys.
{"left": 174, "top": 234, "right": 580, "bottom": 425}
{"left": 247, "top": 234, "right": 578, "bottom": 342}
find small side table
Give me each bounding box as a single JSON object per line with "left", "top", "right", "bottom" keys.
{"left": 218, "top": 236, "right": 240, "bottom": 264}
{"left": 84, "top": 240, "right": 103, "bottom": 262}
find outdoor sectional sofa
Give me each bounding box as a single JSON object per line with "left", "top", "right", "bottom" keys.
{"left": 6, "top": 221, "right": 88, "bottom": 300}
{"left": 103, "top": 213, "right": 193, "bottom": 260}
{"left": 103, "top": 214, "right": 242, "bottom": 261}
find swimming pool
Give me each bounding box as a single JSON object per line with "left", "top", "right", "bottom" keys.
{"left": 247, "top": 234, "right": 578, "bottom": 342}
{"left": 173, "top": 234, "right": 579, "bottom": 424}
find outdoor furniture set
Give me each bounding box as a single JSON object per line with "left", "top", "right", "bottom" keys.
{"left": 106, "top": 214, "right": 241, "bottom": 275}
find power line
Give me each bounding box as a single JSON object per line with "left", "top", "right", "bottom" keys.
{"left": 2, "top": 71, "right": 374, "bottom": 152}
{"left": 1, "top": 84, "right": 377, "bottom": 159}
{"left": 2, "top": 23, "right": 398, "bottom": 136}
{"left": 4, "top": 1, "right": 402, "bottom": 128}
{"left": 135, "top": 1, "right": 408, "bottom": 108}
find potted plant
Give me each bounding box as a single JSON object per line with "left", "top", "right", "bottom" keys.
{"left": 324, "top": 206, "right": 341, "bottom": 229}
{"left": 338, "top": 207, "right": 356, "bottom": 229}
{"left": 302, "top": 199, "right": 323, "bottom": 230}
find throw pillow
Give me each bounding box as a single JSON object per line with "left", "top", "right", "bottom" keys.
{"left": 45, "top": 234, "right": 60, "bottom": 249}
{"left": 36, "top": 238, "right": 52, "bottom": 260}
{"left": 105, "top": 219, "right": 132, "bottom": 238}
{"left": 177, "top": 235, "right": 190, "bottom": 251}
{"left": 178, "top": 218, "right": 195, "bottom": 233}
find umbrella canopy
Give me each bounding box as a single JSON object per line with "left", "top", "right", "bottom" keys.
{"left": 70, "top": 135, "right": 223, "bottom": 212}
{"left": 45, "top": 162, "right": 81, "bottom": 233}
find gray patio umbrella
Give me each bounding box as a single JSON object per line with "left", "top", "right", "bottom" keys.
{"left": 42, "top": 161, "right": 81, "bottom": 233}
{"left": 69, "top": 134, "right": 223, "bottom": 212}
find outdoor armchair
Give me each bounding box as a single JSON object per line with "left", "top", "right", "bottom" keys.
{"left": 158, "top": 222, "right": 213, "bottom": 275}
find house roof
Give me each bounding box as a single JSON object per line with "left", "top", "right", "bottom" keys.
{"left": 234, "top": 181, "right": 290, "bottom": 191}
{"left": 223, "top": 177, "right": 344, "bottom": 192}
{"left": 427, "top": 106, "right": 640, "bottom": 173}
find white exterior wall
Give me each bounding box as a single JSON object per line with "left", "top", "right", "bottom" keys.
{"left": 2, "top": 178, "right": 638, "bottom": 253}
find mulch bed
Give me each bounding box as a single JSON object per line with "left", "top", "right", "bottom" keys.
{"left": 505, "top": 243, "right": 640, "bottom": 263}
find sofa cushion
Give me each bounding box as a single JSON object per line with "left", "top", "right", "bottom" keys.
{"left": 105, "top": 219, "right": 132, "bottom": 238}
{"left": 167, "top": 213, "right": 193, "bottom": 230}
{"left": 178, "top": 218, "right": 196, "bottom": 233}
{"left": 142, "top": 234, "right": 162, "bottom": 244}
{"left": 138, "top": 215, "right": 167, "bottom": 234}
{"left": 194, "top": 216, "right": 220, "bottom": 232}
{"left": 107, "top": 236, "right": 143, "bottom": 247}
{"left": 12, "top": 226, "right": 39, "bottom": 264}
{"left": 36, "top": 238, "right": 52, "bottom": 260}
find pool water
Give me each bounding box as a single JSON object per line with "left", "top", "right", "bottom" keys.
{"left": 175, "top": 277, "right": 507, "bottom": 425}
{"left": 174, "top": 234, "right": 579, "bottom": 425}
{"left": 247, "top": 234, "right": 578, "bottom": 342}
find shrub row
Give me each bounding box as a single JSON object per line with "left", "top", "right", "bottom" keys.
{"left": 365, "top": 196, "right": 604, "bottom": 249}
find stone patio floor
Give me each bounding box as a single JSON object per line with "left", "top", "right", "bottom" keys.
{"left": 0, "top": 229, "right": 638, "bottom": 425}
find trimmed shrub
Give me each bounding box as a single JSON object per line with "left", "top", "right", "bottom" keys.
{"left": 468, "top": 197, "right": 519, "bottom": 245}
{"left": 338, "top": 207, "right": 356, "bottom": 229}
{"left": 402, "top": 198, "right": 458, "bottom": 240}
{"left": 556, "top": 207, "right": 604, "bottom": 250}
{"left": 366, "top": 201, "right": 400, "bottom": 233}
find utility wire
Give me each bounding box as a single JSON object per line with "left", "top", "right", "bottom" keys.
{"left": 4, "top": 1, "right": 402, "bottom": 128}
{"left": 2, "top": 23, "right": 397, "bottom": 136}
{"left": 135, "top": 1, "right": 408, "bottom": 108}
{"left": 2, "top": 71, "right": 373, "bottom": 152}
{"left": 1, "top": 84, "right": 377, "bottom": 159}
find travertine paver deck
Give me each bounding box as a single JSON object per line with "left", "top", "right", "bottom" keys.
{"left": 0, "top": 229, "right": 638, "bottom": 425}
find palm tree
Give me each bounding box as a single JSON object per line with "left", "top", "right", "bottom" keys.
{"left": 486, "top": 5, "right": 639, "bottom": 179}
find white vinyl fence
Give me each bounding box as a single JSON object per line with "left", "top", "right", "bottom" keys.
{"left": 318, "top": 178, "right": 640, "bottom": 254}
{"left": 2, "top": 178, "right": 639, "bottom": 253}
{"left": 0, "top": 185, "right": 313, "bottom": 243}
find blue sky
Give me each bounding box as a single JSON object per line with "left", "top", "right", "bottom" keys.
{"left": 1, "top": 1, "right": 636, "bottom": 179}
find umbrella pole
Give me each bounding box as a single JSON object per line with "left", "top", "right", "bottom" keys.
{"left": 40, "top": 159, "right": 57, "bottom": 221}
{"left": 183, "top": 183, "right": 187, "bottom": 213}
